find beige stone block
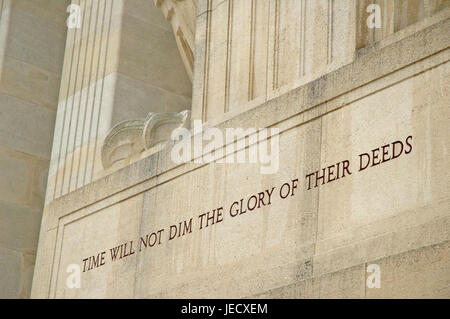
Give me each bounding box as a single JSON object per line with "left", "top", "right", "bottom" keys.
{"left": 0, "top": 56, "right": 61, "bottom": 111}
{"left": 311, "top": 264, "right": 366, "bottom": 298}
{"left": 164, "top": 91, "right": 192, "bottom": 113}
{"left": 313, "top": 207, "right": 450, "bottom": 277}
{"left": 207, "top": 0, "right": 270, "bottom": 114}
{"left": 9, "top": 0, "right": 71, "bottom": 28}
{"left": 203, "top": 0, "right": 230, "bottom": 121}
{"left": 329, "top": 0, "right": 356, "bottom": 69}
{"left": 0, "top": 201, "right": 42, "bottom": 253}
{"left": 30, "top": 227, "right": 57, "bottom": 298}
{"left": 0, "top": 148, "right": 32, "bottom": 205}
{"left": 112, "top": 73, "right": 190, "bottom": 125}
{"left": 53, "top": 195, "right": 144, "bottom": 298}
{"left": 366, "top": 241, "right": 450, "bottom": 298}
{"left": 132, "top": 120, "right": 321, "bottom": 298}
{"left": 196, "top": 0, "right": 209, "bottom": 17}
{"left": 117, "top": 13, "right": 192, "bottom": 97}
{"left": 18, "top": 251, "right": 35, "bottom": 298}
{"left": 191, "top": 9, "right": 208, "bottom": 121}
{"left": 0, "top": 0, "right": 68, "bottom": 300}
{"left": 317, "top": 62, "right": 449, "bottom": 241}
{"left": 308, "top": 0, "right": 329, "bottom": 79}
{"left": 0, "top": 246, "right": 23, "bottom": 298}
{"left": 356, "top": 0, "right": 396, "bottom": 49}
{"left": 5, "top": 6, "right": 67, "bottom": 75}
{"left": 123, "top": 0, "right": 170, "bottom": 30}
{"left": 0, "top": 92, "right": 55, "bottom": 159}
{"left": 251, "top": 263, "right": 366, "bottom": 299}
{"left": 0, "top": 246, "right": 35, "bottom": 298}
{"left": 394, "top": 0, "right": 426, "bottom": 32}
{"left": 275, "top": 0, "right": 307, "bottom": 88}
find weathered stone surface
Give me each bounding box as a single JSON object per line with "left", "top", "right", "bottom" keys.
{"left": 0, "top": 0, "right": 67, "bottom": 299}
{"left": 31, "top": 12, "right": 450, "bottom": 298}
{"left": 0, "top": 0, "right": 447, "bottom": 300}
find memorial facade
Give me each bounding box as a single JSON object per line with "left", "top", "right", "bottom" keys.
{"left": 0, "top": 0, "right": 448, "bottom": 298}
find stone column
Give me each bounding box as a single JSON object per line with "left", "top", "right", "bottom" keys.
{"left": 0, "top": 0, "right": 69, "bottom": 298}
{"left": 46, "top": 0, "right": 192, "bottom": 203}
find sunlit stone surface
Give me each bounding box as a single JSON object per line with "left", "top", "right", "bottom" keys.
{"left": 0, "top": 0, "right": 449, "bottom": 298}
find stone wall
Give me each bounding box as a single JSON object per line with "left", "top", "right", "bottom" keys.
{"left": 31, "top": 12, "right": 450, "bottom": 298}
{"left": 0, "top": 0, "right": 69, "bottom": 298}
{"left": 192, "top": 0, "right": 450, "bottom": 125}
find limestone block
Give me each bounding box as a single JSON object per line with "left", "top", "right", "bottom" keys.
{"left": 9, "top": 0, "right": 70, "bottom": 28}
{"left": 0, "top": 92, "right": 55, "bottom": 160}
{"left": 118, "top": 12, "right": 192, "bottom": 97}
{"left": 366, "top": 241, "right": 450, "bottom": 298}
{"left": 0, "top": 202, "right": 42, "bottom": 253}
{"left": 112, "top": 73, "right": 190, "bottom": 125}
{"left": 53, "top": 195, "right": 144, "bottom": 298}
{"left": 5, "top": 5, "right": 67, "bottom": 75}
{"left": 125, "top": 0, "right": 170, "bottom": 31}
{"left": 154, "top": 0, "right": 197, "bottom": 79}
{"left": 0, "top": 246, "right": 35, "bottom": 299}
{"left": 0, "top": 148, "right": 32, "bottom": 205}
{"left": 131, "top": 120, "right": 321, "bottom": 298}
{"left": 0, "top": 56, "right": 61, "bottom": 111}
{"left": 0, "top": 0, "right": 68, "bottom": 300}
{"left": 0, "top": 246, "right": 22, "bottom": 298}
{"left": 356, "top": 0, "right": 450, "bottom": 50}
{"left": 356, "top": 0, "right": 396, "bottom": 49}
{"left": 30, "top": 227, "right": 57, "bottom": 298}
{"left": 317, "top": 62, "right": 449, "bottom": 242}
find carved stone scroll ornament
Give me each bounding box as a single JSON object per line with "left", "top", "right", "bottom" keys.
{"left": 101, "top": 119, "right": 146, "bottom": 170}
{"left": 101, "top": 110, "right": 191, "bottom": 169}
{"left": 143, "top": 110, "right": 191, "bottom": 149}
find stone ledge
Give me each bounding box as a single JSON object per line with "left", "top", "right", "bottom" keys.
{"left": 250, "top": 240, "right": 450, "bottom": 299}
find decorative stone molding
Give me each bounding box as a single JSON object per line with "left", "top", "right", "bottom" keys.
{"left": 101, "top": 110, "right": 191, "bottom": 169}
{"left": 101, "top": 119, "right": 146, "bottom": 170}
{"left": 154, "top": 0, "right": 196, "bottom": 81}
{"left": 143, "top": 110, "right": 191, "bottom": 149}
